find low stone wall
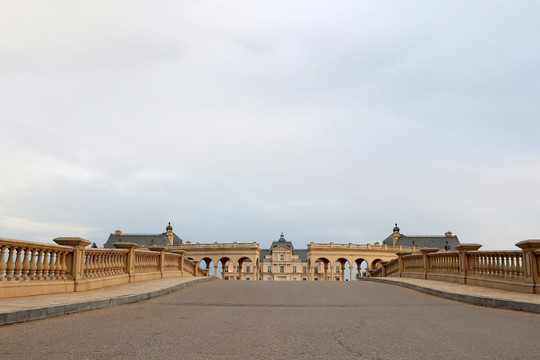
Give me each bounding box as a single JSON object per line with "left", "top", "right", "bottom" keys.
{"left": 0, "top": 237, "right": 208, "bottom": 299}
{"left": 369, "top": 240, "right": 540, "bottom": 294}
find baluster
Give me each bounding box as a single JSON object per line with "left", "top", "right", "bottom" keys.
{"left": 14, "top": 247, "right": 23, "bottom": 280}
{"left": 28, "top": 249, "right": 37, "bottom": 280}
{"left": 99, "top": 253, "right": 105, "bottom": 276}
{"left": 96, "top": 253, "right": 102, "bottom": 277}
{"left": 88, "top": 253, "right": 95, "bottom": 277}
{"left": 60, "top": 251, "right": 67, "bottom": 279}
{"left": 6, "top": 247, "right": 15, "bottom": 280}
{"left": 21, "top": 248, "right": 30, "bottom": 280}
{"left": 113, "top": 253, "right": 117, "bottom": 274}
{"left": 509, "top": 254, "right": 515, "bottom": 278}
{"left": 35, "top": 249, "right": 44, "bottom": 280}
{"left": 42, "top": 250, "right": 50, "bottom": 280}
{"left": 501, "top": 254, "right": 508, "bottom": 278}
{"left": 90, "top": 253, "right": 97, "bottom": 278}
{"left": 0, "top": 245, "right": 7, "bottom": 281}
{"left": 106, "top": 253, "right": 111, "bottom": 275}
{"left": 49, "top": 251, "right": 57, "bottom": 280}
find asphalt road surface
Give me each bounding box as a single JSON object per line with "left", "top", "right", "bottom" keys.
{"left": 1, "top": 280, "right": 539, "bottom": 360}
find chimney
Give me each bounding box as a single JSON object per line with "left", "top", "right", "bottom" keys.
{"left": 115, "top": 230, "right": 122, "bottom": 236}
{"left": 445, "top": 231, "right": 453, "bottom": 237}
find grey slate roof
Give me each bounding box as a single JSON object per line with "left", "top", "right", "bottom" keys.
{"left": 382, "top": 234, "right": 460, "bottom": 251}
{"left": 104, "top": 232, "right": 183, "bottom": 248}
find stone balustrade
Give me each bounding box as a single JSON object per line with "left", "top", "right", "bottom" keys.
{"left": 308, "top": 242, "right": 416, "bottom": 251}
{"left": 369, "top": 240, "right": 540, "bottom": 294}
{"left": 0, "top": 237, "right": 208, "bottom": 299}
{"left": 182, "top": 242, "right": 259, "bottom": 249}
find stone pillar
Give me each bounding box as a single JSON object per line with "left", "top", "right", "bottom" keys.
{"left": 114, "top": 242, "right": 140, "bottom": 282}
{"left": 420, "top": 248, "right": 440, "bottom": 279}
{"left": 357, "top": 262, "right": 362, "bottom": 279}
{"left": 329, "top": 264, "right": 334, "bottom": 281}
{"left": 214, "top": 264, "right": 219, "bottom": 279}
{"left": 455, "top": 243, "right": 482, "bottom": 283}
{"left": 349, "top": 265, "right": 354, "bottom": 281}
{"left": 53, "top": 237, "right": 91, "bottom": 290}
{"left": 380, "top": 261, "right": 388, "bottom": 277}
{"left": 341, "top": 263, "right": 346, "bottom": 281}
{"left": 396, "top": 252, "right": 412, "bottom": 277}
{"left": 324, "top": 262, "right": 328, "bottom": 281}
{"left": 515, "top": 240, "right": 540, "bottom": 293}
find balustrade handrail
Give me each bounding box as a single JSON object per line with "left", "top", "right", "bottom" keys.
{"left": 369, "top": 241, "right": 540, "bottom": 294}
{"left": 0, "top": 237, "right": 209, "bottom": 299}
{"left": 0, "top": 237, "right": 74, "bottom": 252}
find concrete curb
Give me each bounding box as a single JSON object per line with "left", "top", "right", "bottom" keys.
{"left": 366, "top": 277, "right": 540, "bottom": 314}
{"left": 0, "top": 277, "right": 216, "bottom": 326}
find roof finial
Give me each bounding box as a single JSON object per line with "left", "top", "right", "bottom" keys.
{"left": 279, "top": 232, "right": 285, "bottom": 241}
{"left": 166, "top": 222, "right": 173, "bottom": 231}
{"left": 393, "top": 223, "right": 400, "bottom": 233}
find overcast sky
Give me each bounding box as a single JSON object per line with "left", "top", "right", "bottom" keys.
{"left": 1, "top": 1, "right": 539, "bottom": 250}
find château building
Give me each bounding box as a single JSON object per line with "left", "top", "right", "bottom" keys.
{"left": 104, "top": 223, "right": 460, "bottom": 281}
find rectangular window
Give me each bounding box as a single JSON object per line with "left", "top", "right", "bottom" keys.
{"left": 336, "top": 267, "right": 340, "bottom": 273}
{"left": 246, "top": 266, "right": 250, "bottom": 273}
{"left": 303, "top": 266, "right": 307, "bottom": 273}
{"left": 315, "top": 267, "right": 319, "bottom": 273}
{"left": 224, "top": 267, "right": 228, "bottom": 273}
{"left": 293, "top": 266, "right": 297, "bottom": 273}
{"left": 280, "top": 265, "right": 284, "bottom": 273}
{"left": 280, "top": 254, "right": 284, "bottom": 261}
{"left": 268, "top": 266, "right": 272, "bottom": 273}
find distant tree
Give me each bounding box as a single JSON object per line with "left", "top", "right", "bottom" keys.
{"left": 91, "top": 242, "right": 98, "bottom": 248}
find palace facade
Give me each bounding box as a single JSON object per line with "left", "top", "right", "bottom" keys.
{"left": 104, "top": 223, "right": 460, "bottom": 281}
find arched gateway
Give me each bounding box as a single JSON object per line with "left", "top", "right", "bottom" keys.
{"left": 107, "top": 224, "right": 457, "bottom": 281}
{"left": 171, "top": 233, "right": 422, "bottom": 281}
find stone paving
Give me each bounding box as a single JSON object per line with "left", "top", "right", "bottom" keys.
{"left": 367, "top": 277, "right": 540, "bottom": 313}
{"left": 1, "top": 280, "right": 539, "bottom": 360}
{"left": 1, "top": 276, "right": 539, "bottom": 327}
{"left": 0, "top": 276, "right": 215, "bottom": 325}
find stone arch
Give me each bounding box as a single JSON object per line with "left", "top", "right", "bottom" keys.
{"left": 199, "top": 256, "right": 214, "bottom": 275}
{"left": 217, "top": 256, "right": 233, "bottom": 280}
{"left": 312, "top": 257, "right": 331, "bottom": 281}
{"left": 237, "top": 256, "right": 256, "bottom": 280}
{"left": 371, "top": 258, "right": 383, "bottom": 269}
{"left": 354, "top": 258, "right": 368, "bottom": 279}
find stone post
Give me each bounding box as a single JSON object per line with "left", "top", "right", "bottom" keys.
{"left": 420, "top": 248, "right": 440, "bottom": 279}
{"left": 515, "top": 240, "right": 540, "bottom": 293}
{"left": 194, "top": 260, "right": 199, "bottom": 277}
{"left": 53, "top": 237, "right": 91, "bottom": 289}
{"left": 396, "top": 251, "right": 412, "bottom": 277}
{"left": 349, "top": 264, "right": 354, "bottom": 281}
{"left": 455, "top": 243, "right": 482, "bottom": 283}
{"left": 379, "top": 261, "right": 388, "bottom": 277}
{"left": 113, "top": 242, "right": 140, "bottom": 282}
{"left": 171, "top": 250, "right": 186, "bottom": 276}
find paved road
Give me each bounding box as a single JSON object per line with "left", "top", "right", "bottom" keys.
{"left": 1, "top": 281, "right": 538, "bottom": 360}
